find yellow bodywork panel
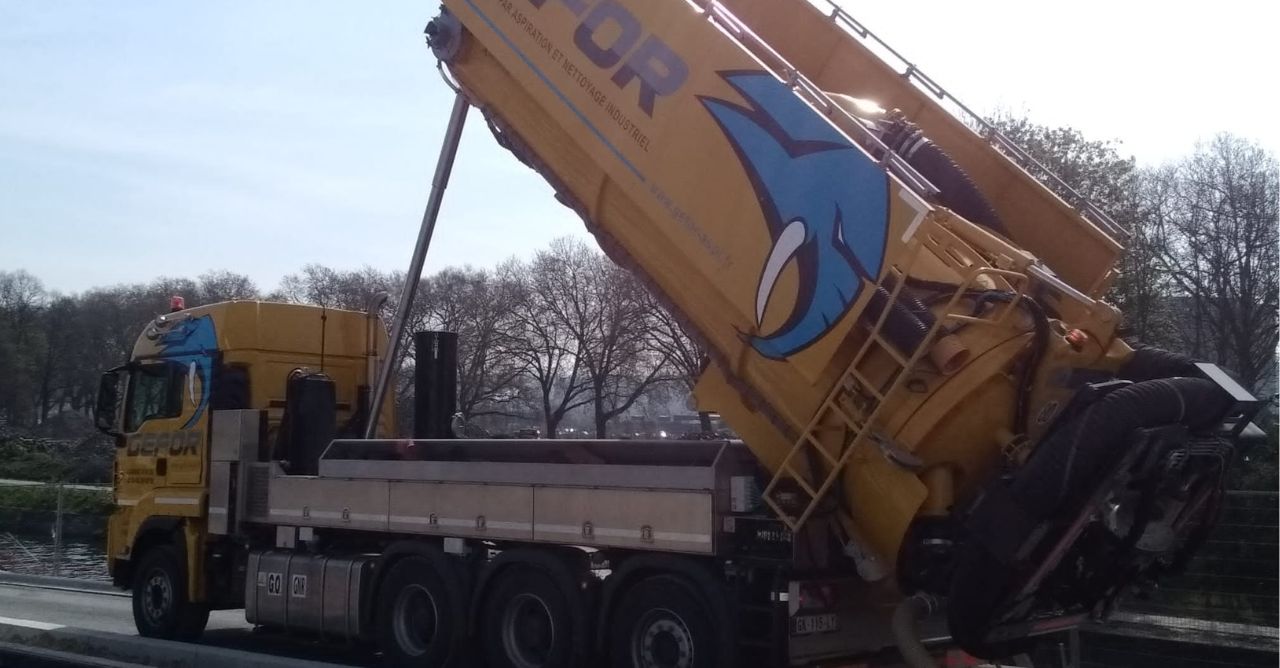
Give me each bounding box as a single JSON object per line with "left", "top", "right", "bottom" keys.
{"left": 108, "top": 301, "right": 390, "bottom": 599}
{"left": 444, "top": 0, "right": 938, "bottom": 427}
{"left": 441, "top": 0, "right": 1129, "bottom": 568}
{"left": 719, "top": 0, "right": 1124, "bottom": 298}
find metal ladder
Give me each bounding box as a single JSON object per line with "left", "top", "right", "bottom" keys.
{"left": 760, "top": 220, "right": 1028, "bottom": 532}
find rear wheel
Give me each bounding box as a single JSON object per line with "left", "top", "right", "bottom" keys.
{"left": 376, "top": 555, "right": 463, "bottom": 667}
{"left": 609, "top": 575, "right": 721, "bottom": 668}
{"left": 131, "top": 544, "right": 208, "bottom": 640}
{"left": 481, "top": 566, "right": 577, "bottom": 668}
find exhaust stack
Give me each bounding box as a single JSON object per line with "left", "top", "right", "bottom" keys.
{"left": 413, "top": 330, "right": 458, "bottom": 439}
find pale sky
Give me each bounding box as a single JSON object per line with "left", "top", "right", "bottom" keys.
{"left": 1, "top": 1, "right": 1276, "bottom": 295}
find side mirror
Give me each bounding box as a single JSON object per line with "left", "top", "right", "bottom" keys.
{"left": 95, "top": 368, "right": 127, "bottom": 437}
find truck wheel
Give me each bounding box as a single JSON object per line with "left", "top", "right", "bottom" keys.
{"left": 609, "top": 575, "right": 720, "bottom": 668}
{"left": 376, "top": 555, "right": 463, "bottom": 667}
{"left": 131, "top": 544, "right": 208, "bottom": 640}
{"left": 480, "top": 566, "right": 576, "bottom": 668}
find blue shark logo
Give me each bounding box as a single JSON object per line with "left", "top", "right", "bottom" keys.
{"left": 157, "top": 314, "right": 218, "bottom": 429}
{"left": 699, "top": 71, "right": 889, "bottom": 359}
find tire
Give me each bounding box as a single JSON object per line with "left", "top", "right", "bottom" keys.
{"left": 946, "top": 544, "right": 1035, "bottom": 660}
{"left": 180, "top": 605, "right": 211, "bottom": 638}
{"left": 608, "top": 575, "right": 722, "bottom": 668}
{"left": 480, "top": 566, "right": 579, "bottom": 668}
{"left": 376, "top": 555, "right": 464, "bottom": 667}
{"left": 131, "top": 544, "right": 208, "bottom": 640}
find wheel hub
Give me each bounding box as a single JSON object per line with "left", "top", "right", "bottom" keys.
{"left": 501, "top": 592, "right": 556, "bottom": 668}
{"left": 143, "top": 569, "right": 172, "bottom": 623}
{"left": 393, "top": 583, "right": 439, "bottom": 657}
{"left": 633, "top": 609, "right": 693, "bottom": 668}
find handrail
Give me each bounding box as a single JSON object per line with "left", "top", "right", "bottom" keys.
{"left": 698, "top": 0, "right": 942, "bottom": 201}
{"left": 809, "top": 0, "right": 1130, "bottom": 242}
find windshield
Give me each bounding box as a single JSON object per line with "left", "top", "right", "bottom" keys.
{"left": 125, "top": 362, "right": 186, "bottom": 432}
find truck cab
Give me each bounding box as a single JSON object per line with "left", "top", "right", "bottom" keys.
{"left": 95, "top": 299, "right": 388, "bottom": 636}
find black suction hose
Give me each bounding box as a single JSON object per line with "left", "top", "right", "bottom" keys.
{"left": 1014, "top": 298, "right": 1050, "bottom": 434}
{"left": 861, "top": 284, "right": 935, "bottom": 358}
{"left": 1119, "top": 345, "right": 1201, "bottom": 382}
{"left": 1013, "top": 377, "right": 1230, "bottom": 515}
{"left": 903, "top": 276, "right": 963, "bottom": 294}
{"left": 881, "top": 118, "right": 1009, "bottom": 237}
{"left": 949, "top": 376, "right": 1233, "bottom": 657}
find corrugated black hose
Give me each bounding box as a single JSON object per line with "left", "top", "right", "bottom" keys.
{"left": 947, "top": 376, "right": 1233, "bottom": 657}
{"left": 862, "top": 285, "right": 934, "bottom": 358}
{"left": 1118, "top": 345, "right": 1201, "bottom": 382}
{"left": 881, "top": 119, "right": 1010, "bottom": 237}
{"left": 1014, "top": 297, "right": 1050, "bottom": 434}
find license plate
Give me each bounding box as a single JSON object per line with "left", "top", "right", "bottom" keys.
{"left": 791, "top": 613, "right": 839, "bottom": 635}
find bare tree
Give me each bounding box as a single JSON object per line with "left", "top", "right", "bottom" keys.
{"left": 580, "top": 261, "right": 661, "bottom": 438}
{"left": 197, "top": 270, "right": 259, "bottom": 303}
{"left": 37, "top": 296, "right": 79, "bottom": 422}
{"left": 0, "top": 270, "right": 47, "bottom": 347}
{"left": 526, "top": 238, "right": 673, "bottom": 437}
{"left": 500, "top": 255, "right": 593, "bottom": 438}
{"left": 643, "top": 291, "right": 713, "bottom": 432}
{"left": 1147, "top": 134, "right": 1279, "bottom": 391}
{"left": 277, "top": 264, "right": 341, "bottom": 307}
{"left": 147, "top": 276, "right": 201, "bottom": 307}
{"left": 0, "top": 270, "right": 47, "bottom": 425}
{"left": 1113, "top": 176, "right": 1178, "bottom": 348}
{"left": 415, "top": 266, "right": 526, "bottom": 422}
{"left": 988, "top": 112, "right": 1137, "bottom": 214}
{"left": 277, "top": 264, "right": 393, "bottom": 312}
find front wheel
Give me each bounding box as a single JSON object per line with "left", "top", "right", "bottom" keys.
{"left": 131, "top": 544, "right": 208, "bottom": 640}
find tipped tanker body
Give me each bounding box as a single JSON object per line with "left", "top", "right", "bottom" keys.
{"left": 435, "top": 0, "right": 1113, "bottom": 558}
{"left": 427, "top": 0, "right": 1255, "bottom": 657}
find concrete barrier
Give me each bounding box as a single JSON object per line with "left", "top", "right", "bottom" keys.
{"left": 0, "top": 639, "right": 143, "bottom": 667}
{"left": 0, "top": 619, "right": 352, "bottom": 668}
{"left": 0, "top": 570, "right": 121, "bottom": 595}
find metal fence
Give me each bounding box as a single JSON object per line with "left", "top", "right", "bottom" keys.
{"left": 0, "top": 479, "right": 111, "bottom": 580}
{"left": 1081, "top": 490, "right": 1279, "bottom": 667}
{"left": 1121, "top": 491, "right": 1277, "bottom": 627}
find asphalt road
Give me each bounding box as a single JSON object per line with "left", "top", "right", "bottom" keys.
{"left": 0, "top": 581, "right": 377, "bottom": 666}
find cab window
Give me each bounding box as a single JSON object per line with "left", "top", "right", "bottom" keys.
{"left": 212, "top": 363, "right": 250, "bottom": 410}
{"left": 125, "top": 362, "right": 187, "bottom": 432}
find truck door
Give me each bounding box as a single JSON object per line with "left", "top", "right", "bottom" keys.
{"left": 121, "top": 355, "right": 210, "bottom": 489}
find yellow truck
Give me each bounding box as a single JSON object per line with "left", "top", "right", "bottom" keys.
{"left": 93, "top": 0, "right": 1265, "bottom": 666}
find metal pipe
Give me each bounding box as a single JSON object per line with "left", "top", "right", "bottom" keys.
{"left": 364, "top": 93, "right": 469, "bottom": 438}
{"left": 891, "top": 593, "right": 939, "bottom": 668}
{"left": 364, "top": 291, "right": 391, "bottom": 416}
